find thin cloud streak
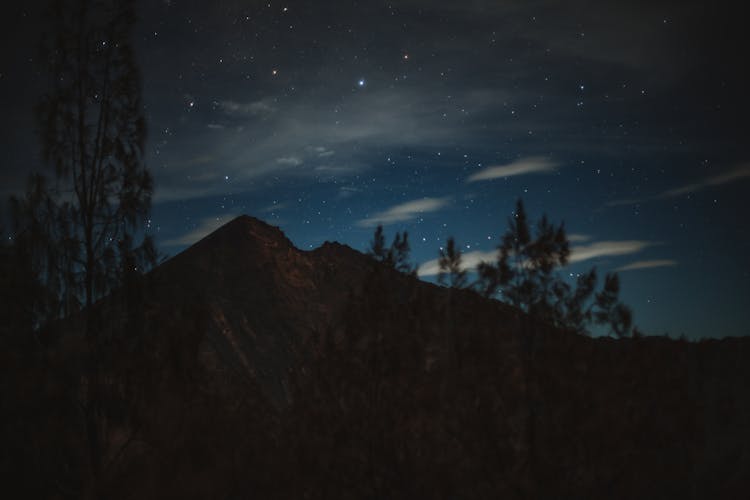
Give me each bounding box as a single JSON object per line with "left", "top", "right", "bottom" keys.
{"left": 276, "top": 156, "right": 303, "bottom": 167}
{"left": 615, "top": 259, "right": 677, "bottom": 272}
{"left": 661, "top": 164, "right": 750, "bottom": 197}
{"left": 567, "top": 233, "right": 592, "bottom": 242}
{"left": 569, "top": 240, "right": 652, "bottom": 263}
{"left": 466, "top": 157, "right": 559, "bottom": 183}
{"left": 607, "top": 164, "right": 750, "bottom": 207}
{"left": 217, "top": 99, "right": 276, "bottom": 116}
{"left": 419, "top": 239, "right": 653, "bottom": 277}
{"left": 418, "top": 249, "right": 496, "bottom": 277}
{"left": 357, "top": 197, "right": 450, "bottom": 227}
{"left": 258, "top": 202, "right": 287, "bottom": 214}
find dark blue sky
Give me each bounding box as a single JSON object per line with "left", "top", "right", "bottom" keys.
{"left": 2, "top": 0, "right": 749, "bottom": 338}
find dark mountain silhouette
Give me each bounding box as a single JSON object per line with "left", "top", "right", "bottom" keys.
{"left": 5, "top": 215, "right": 749, "bottom": 498}
{"left": 151, "top": 215, "right": 379, "bottom": 402}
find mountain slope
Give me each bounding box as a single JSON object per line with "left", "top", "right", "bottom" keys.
{"left": 151, "top": 215, "right": 383, "bottom": 402}
{"left": 141, "top": 215, "right": 750, "bottom": 498}
{"left": 7, "top": 215, "right": 748, "bottom": 499}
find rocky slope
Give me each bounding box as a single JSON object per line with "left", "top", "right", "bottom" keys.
{"left": 150, "top": 215, "right": 379, "bottom": 402}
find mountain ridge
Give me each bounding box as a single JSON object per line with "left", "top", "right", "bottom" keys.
{"left": 13, "top": 213, "right": 747, "bottom": 498}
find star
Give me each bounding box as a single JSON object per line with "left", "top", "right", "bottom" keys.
{"left": 357, "top": 78, "right": 366, "bottom": 87}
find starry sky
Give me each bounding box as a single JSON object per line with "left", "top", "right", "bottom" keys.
{"left": 2, "top": 0, "right": 749, "bottom": 339}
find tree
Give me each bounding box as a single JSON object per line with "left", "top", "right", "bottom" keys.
{"left": 367, "top": 224, "right": 417, "bottom": 275}
{"left": 7, "top": 175, "right": 71, "bottom": 330}
{"left": 368, "top": 225, "right": 388, "bottom": 262}
{"left": 36, "top": 0, "right": 153, "bottom": 317}
{"left": 472, "top": 199, "right": 634, "bottom": 337}
{"left": 474, "top": 261, "right": 500, "bottom": 298}
{"left": 496, "top": 199, "right": 570, "bottom": 315}
{"left": 15, "top": 0, "right": 155, "bottom": 480}
{"left": 593, "top": 273, "right": 633, "bottom": 337}
{"left": 437, "top": 237, "right": 467, "bottom": 288}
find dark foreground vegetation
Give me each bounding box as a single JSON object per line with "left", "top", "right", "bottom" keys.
{"left": 3, "top": 216, "right": 750, "bottom": 499}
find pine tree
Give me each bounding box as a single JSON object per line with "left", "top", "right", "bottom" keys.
{"left": 367, "top": 225, "right": 388, "bottom": 262}
{"left": 475, "top": 198, "right": 634, "bottom": 337}
{"left": 367, "top": 224, "right": 417, "bottom": 276}
{"left": 593, "top": 273, "right": 633, "bottom": 337}
{"left": 437, "top": 237, "right": 467, "bottom": 288}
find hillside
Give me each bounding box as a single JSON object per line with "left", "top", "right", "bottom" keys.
{"left": 3, "top": 215, "right": 749, "bottom": 499}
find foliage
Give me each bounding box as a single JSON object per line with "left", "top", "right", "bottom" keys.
{"left": 3, "top": 0, "right": 156, "bottom": 485}
{"left": 366, "top": 224, "right": 418, "bottom": 275}
{"left": 437, "top": 236, "right": 468, "bottom": 289}
{"left": 24, "top": 0, "right": 155, "bottom": 317}
{"left": 467, "top": 199, "right": 633, "bottom": 337}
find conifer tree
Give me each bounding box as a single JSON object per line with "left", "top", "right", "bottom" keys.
{"left": 472, "top": 198, "right": 634, "bottom": 337}
{"left": 367, "top": 224, "right": 417, "bottom": 276}
{"left": 437, "top": 237, "right": 467, "bottom": 288}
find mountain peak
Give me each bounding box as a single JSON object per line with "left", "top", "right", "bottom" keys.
{"left": 219, "top": 214, "right": 284, "bottom": 236}
{"left": 194, "top": 214, "right": 293, "bottom": 252}
{"left": 225, "top": 214, "right": 268, "bottom": 228}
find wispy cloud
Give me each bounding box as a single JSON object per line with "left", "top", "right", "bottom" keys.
{"left": 615, "top": 259, "right": 677, "bottom": 272}
{"left": 608, "top": 164, "right": 750, "bottom": 207}
{"left": 162, "top": 214, "right": 236, "bottom": 247}
{"left": 661, "top": 164, "right": 750, "bottom": 197}
{"left": 338, "top": 186, "right": 360, "bottom": 199}
{"left": 466, "top": 157, "right": 559, "bottom": 183}
{"left": 276, "top": 156, "right": 303, "bottom": 167}
{"left": 418, "top": 239, "right": 653, "bottom": 277}
{"left": 357, "top": 197, "right": 450, "bottom": 227}
{"left": 258, "top": 202, "right": 286, "bottom": 214}
{"left": 418, "top": 249, "right": 496, "bottom": 277}
{"left": 567, "top": 233, "right": 592, "bottom": 242}
{"left": 569, "top": 240, "right": 652, "bottom": 263}
{"left": 217, "top": 99, "right": 276, "bottom": 116}
{"left": 308, "top": 145, "right": 335, "bottom": 158}
{"left": 151, "top": 80, "right": 559, "bottom": 204}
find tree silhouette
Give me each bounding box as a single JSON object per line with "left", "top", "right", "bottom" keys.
{"left": 593, "top": 273, "right": 633, "bottom": 337}
{"left": 368, "top": 225, "right": 388, "bottom": 262}
{"left": 36, "top": 0, "right": 153, "bottom": 315}
{"left": 474, "top": 261, "right": 500, "bottom": 298}
{"left": 450, "top": 199, "right": 634, "bottom": 337}
{"left": 7, "top": 174, "right": 75, "bottom": 329}
{"left": 437, "top": 236, "right": 467, "bottom": 288}
{"left": 367, "top": 224, "right": 417, "bottom": 275}
{"left": 11, "top": 0, "right": 155, "bottom": 480}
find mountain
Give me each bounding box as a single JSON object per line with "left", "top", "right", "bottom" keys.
{"left": 4, "top": 215, "right": 750, "bottom": 499}
{"left": 150, "top": 215, "right": 389, "bottom": 402}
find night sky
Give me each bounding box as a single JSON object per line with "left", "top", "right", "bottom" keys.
{"left": 2, "top": 0, "right": 749, "bottom": 339}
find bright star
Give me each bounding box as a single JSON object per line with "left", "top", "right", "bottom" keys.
{"left": 358, "top": 78, "right": 365, "bottom": 87}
